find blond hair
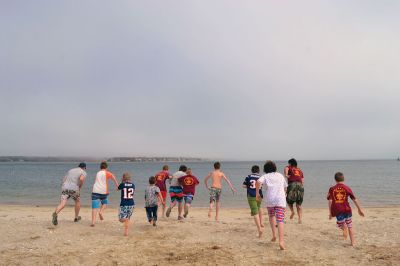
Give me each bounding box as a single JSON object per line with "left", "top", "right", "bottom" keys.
{"left": 121, "top": 172, "right": 132, "bottom": 183}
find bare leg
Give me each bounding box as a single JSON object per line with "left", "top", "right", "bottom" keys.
{"left": 91, "top": 208, "right": 98, "bottom": 226}
{"left": 208, "top": 201, "right": 214, "bottom": 218}
{"left": 184, "top": 203, "right": 190, "bottom": 218}
{"left": 99, "top": 204, "right": 106, "bottom": 220}
{"left": 166, "top": 201, "right": 176, "bottom": 217}
{"left": 55, "top": 199, "right": 67, "bottom": 214}
{"left": 348, "top": 227, "right": 355, "bottom": 246}
{"left": 259, "top": 208, "right": 264, "bottom": 227}
{"left": 342, "top": 226, "right": 349, "bottom": 240}
{"left": 74, "top": 198, "right": 81, "bottom": 219}
{"left": 161, "top": 202, "right": 166, "bottom": 218}
{"left": 253, "top": 214, "right": 263, "bottom": 238}
{"left": 288, "top": 204, "right": 295, "bottom": 220}
{"left": 277, "top": 222, "right": 285, "bottom": 250}
{"left": 124, "top": 220, "right": 129, "bottom": 236}
{"left": 269, "top": 216, "right": 277, "bottom": 242}
{"left": 296, "top": 204, "right": 302, "bottom": 224}
{"left": 178, "top": 201, "right": 183, "bottom": 218}
{"left": 215, "top": 201, "right": 220, "bottom": 221}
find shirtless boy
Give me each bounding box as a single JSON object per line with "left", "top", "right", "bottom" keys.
{"left": 204, "top": 162, "right": 236, "bottom": 221}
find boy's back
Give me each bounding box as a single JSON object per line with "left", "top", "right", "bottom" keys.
{"left": 327, "top": 183, "right": 355, "bottom": 216}
{"left": 118, "top": 182, "right": 135, "bottom": 206}
{"left": 210, "top": 170, "right": 225, "bottom": 188}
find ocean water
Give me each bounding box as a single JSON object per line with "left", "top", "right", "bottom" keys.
{"left": 0, "top": 160, "right": 399, "bottom": 208}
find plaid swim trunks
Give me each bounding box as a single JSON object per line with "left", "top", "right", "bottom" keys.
{"left": 61, "top": 189, "right": 80, "bottom": 201}
{"left": 267, "top": 206, "right": 285, "bottom": 224}
{"left": 119, "top": 205, "right": 134, "bottom": 220}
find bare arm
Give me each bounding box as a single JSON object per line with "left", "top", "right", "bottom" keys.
{"left": 111, "top": 174, "right": 119, "bottom": 189}
{"left": 353, "top": 199, "right": 365, "bottom": 217}
{"left": 284, "top": 166, "right": 289, "bottom": 178}
{"left": 78, "top": 175, "right": 85, "bottom": 190}
{"left": 328, "top": 199, "right": 333, "bottom": 219}
{"left": 157, "top": 193, "right": 164, "bottom": 205}
{"left": 223, "top": 174, "right": 236, "bottom": 193}
{"left": 204, "top": 173, "right": 212, "bottom": 190}
{"left": 256, "top": 181, "right": 262, "bottom": 202}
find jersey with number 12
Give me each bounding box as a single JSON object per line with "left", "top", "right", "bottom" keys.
{"left": 118, "top": 182, "right": 135, "bottom": 206}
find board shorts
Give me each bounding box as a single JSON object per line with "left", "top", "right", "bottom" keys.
{"left": 160, "top": 191, "right": 167, "bottom": 201}
{"left": 118, "top": 205, "right": 134, "bottom": 220}
{"left": 169, "top": 186, "right": 183, "bottom": 203}
{"left": 209, "top": 187, "right": 222, "bottom": 203}
{"left": 336, "top": 213, "right": 352, "bottom": 229}
{"left": 61, "top": 189, "right": 80, "bottom": 201}
{"left": 286, "top": 182, "right": 304, "bottom": 205}
{"left": 247, "top": 197, "right": 261, "bottom": 216}
{"left": 91, "top": 193, "right": 109, "bottom": 209}
{"left": 183, "top": 194, "right": 194, "bottom": 204}
{"left": 267, "top": 206, "right": 285, "bottom": 224}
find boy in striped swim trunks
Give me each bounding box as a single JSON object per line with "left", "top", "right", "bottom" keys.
{"left": 166, "top": 165, "right": 187, "bottom": 220}
{"left": 256, "top": 161, "right": 287, "bottom": 250}
{"left": 204, "top": 162, "right": 236, "bottom": 221}
{"left": 327, "top": 172, "right": 364, "bottom": 246}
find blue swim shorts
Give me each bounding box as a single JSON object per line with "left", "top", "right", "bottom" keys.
{"left": 91, "top": 193, "right": 109, "bottom": 209}
{"left": 183, "top": 194, "right": 194, "bottom": 204}
{"left": 119, "top": 205, "right": 134, "bottom": 220}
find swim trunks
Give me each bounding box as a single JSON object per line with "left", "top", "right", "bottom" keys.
{"left": 209, "top": 187, "right": 222, "bottom": 203}
{"left": 286, "top": 182, "right": 304, "bottom": 205}
{"left": 267, "top": 206, "right": 285, "bottom": 224}
{"left": 184, "top": 194, "right": 194, "bottom": 204}
{"left": 336, "top": 213, "right": 352, "bottom": 229}
{"left": 160, "top": 191, "right": 167, "bottom": 200}
{"left": 169, "top": 186, "right": 183, "bottom": 203}
{"left": 118, "top": 205, "right": 134, "bottom": 220}
{"left": 91, "top": 193, "right": 109, "bottom": 209}
{"left": 61, "top": 189, "right": 80, "bottom": 201}
{"left": 247, "top": 196, "right": 261, "bottom": 216}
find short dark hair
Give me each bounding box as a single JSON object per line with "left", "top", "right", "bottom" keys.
{"left": 162, "top": 165, "right": 169, "bottom": 171}
{"left": 214, "top": 162, "right": 221, "bottom": 170}
{"left": 149, "top": 176, "right": 156, "bottom": 184}
{"left": 100, "top": 161, "right": 108, "bottom": 169}
{"left": 78, "top": 162, "right": 86, "bottom": 169}
{"left": 263, "top": 161, "right": 277, "bottom": 174}
{"left": 288, "top": 158, "right": 297, "bottom": 167}
{"left": 334, "top": 172, "right": 344, "bottom": 182}
{"left": 179, "top": 165, "right": 187, "bottom": 172}
{"left": 251, "top": 165, "right": 260, "bottom": 174}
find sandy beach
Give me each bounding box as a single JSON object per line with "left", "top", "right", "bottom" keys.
{"left": 0, "top": 205, "right": 399, "bottom": 265}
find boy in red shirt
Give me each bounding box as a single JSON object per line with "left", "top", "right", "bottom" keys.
{"left": 327, "top": 172, "right": 365, "bottom": 246}
{"left": 154, "top": 165, "right": 171, "bottom": 218}
{"left": 178, "top": 168, "right": 199, "bottom": 218}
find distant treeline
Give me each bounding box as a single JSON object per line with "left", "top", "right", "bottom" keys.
{"left": 0, "top": 156, "right": 205, "bottom": 163}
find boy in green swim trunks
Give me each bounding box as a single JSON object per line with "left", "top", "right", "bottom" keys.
{"left": 204, "top": 162, "right": 236, "bottom": 221}
{"left": 242, "top": 165, "right": 264, "bottom": 238}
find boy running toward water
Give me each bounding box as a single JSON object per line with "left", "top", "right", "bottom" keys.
{"left": 166, "top": 165, "right": 187, "bottom": 220}
{"left": 155, "top": 165, "right": 171, "bottom": 218}
{"left": 284, "top": 158, "right": 305, "bottom": 224}
{"left": 178, "top": 168, "right": 199, "bottom": 218}
{"left": 256, "top": 161, "right": 287, "bottom": 250}
{"left": 145, "top": 176, "right": 164, "bottom": 226}
{"left": 91, "top": 162, "right": 119, "bottom": 227}
{"left": 204, "top": 162, "right": 236, "bottom": 221}
{"left": 243, "top": 165, "right": 264, "bottom": 238}
{"left": 327, "top": 172, "right": 365, "bottom": 246}
{"left": 117, "top": 172, "right": 135, "bottom": 236}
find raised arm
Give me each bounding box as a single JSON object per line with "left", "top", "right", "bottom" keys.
{"left": 222, "top": 174, "right": 236, "bottom": 193}
{"left": 204, "top": 173, "right": 212, "bottom": 190}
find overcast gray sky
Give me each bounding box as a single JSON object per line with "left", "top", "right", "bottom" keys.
{"left": 0, "top": 1, "right": 399, "bottom": 160}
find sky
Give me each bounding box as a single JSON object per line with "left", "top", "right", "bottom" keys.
{"left": 0, "top": 1, "right": 399, "bottom": 160}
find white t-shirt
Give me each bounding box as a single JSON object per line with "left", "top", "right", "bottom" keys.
{"left": 62, "top": 167, "right": 87, "bottom": 191}
{"left": 257, "top": 172, "right": 288, "bottom": 208}
{"left": 169, "top": 171, "right": 186, "bottom": 186}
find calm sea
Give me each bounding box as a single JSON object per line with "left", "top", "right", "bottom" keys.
{"left": 0, "top": 160, "right": 398, "bottom": 208}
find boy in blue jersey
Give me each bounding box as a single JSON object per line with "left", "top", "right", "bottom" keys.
{"left": 243, "top": 165, "right": 264, "bottom": 238}
{"left": 118, "top": 172, "right": 135, "bottom": 236}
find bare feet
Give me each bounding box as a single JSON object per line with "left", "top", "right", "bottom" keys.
{"left": 258, "top": 230, "right": 264, "bottom": 239}
{"left": 208, "top": 210, "right": 212, "bottom": 218}
{"left": 290, "top": 212, "right": 295, "bottom": 219}
{"left": 99, "top": 213, "right": 104, "bottom": 221}
{"left": 298, "top": 220, "right": 302, "bottom": 224}
{"left": 90, "top": 224, "right": 95, "bottom": 227}
{"left": 279, "top": 242, "right": 285, "bottom": 250}
{"left": 260, "top": 223, "right": 265, "bottom": 228}
{"left": 271, "top": 237, "right": 277, "bottom": 242}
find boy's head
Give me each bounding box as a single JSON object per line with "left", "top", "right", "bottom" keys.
{"left": 334, "top": 172, "right": 344, "bottom": 182}
{"left": 149, "top": 176, "right": 156, "bottom": 185}
{"left": 288, "top": 158, "right": 297, "bottom": 167}
{"left": 122, "top": 172, "right": 132, "bottom": 183}
{"left": 251, "top": 165, "right": 260, "bottom": 174}
{"left": 186, "top": 168, "right": 192, "bottom": 175}
{"left": 100, "top": 161, "right": 108, "bottom": 169}
{"left": 179, "top": 165, "right": 187, "bottom": 172}
{"left": 263, "top": 161, "right": 277, "bottom": 174}
{"left": 214, "top": 162, "right": 221, "bottom": 170}
{"left": 162, "top": 165, "right": 169, "bottom": 171}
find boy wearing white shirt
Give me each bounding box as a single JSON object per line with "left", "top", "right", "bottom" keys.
{"left": 256, "top": 161, "right": 288, "bottom": 250}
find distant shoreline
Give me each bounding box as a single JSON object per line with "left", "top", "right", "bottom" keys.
{"left": 0, "top": 156, "right": 206, "bottom": 163}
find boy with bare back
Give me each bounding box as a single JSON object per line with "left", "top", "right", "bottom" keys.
{"left": 204, "top": 162, "right": 236, "bottom": 221}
